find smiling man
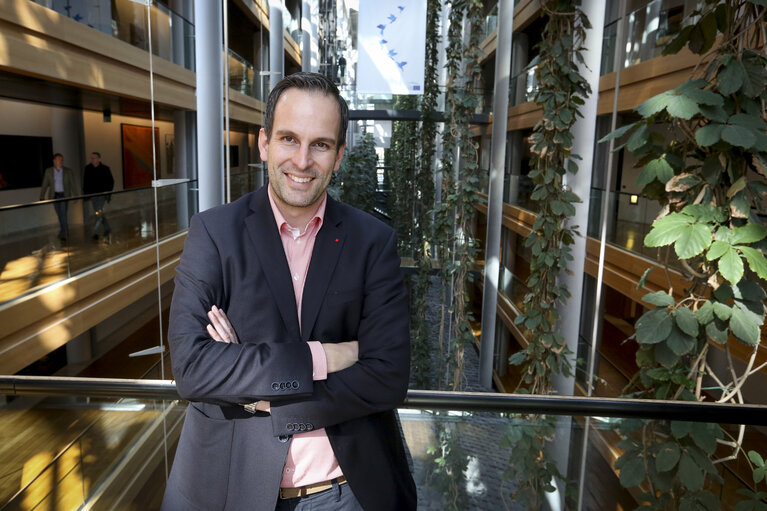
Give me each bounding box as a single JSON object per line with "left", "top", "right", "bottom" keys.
{"left": 163, "top": 73, "right": 416, "bottom": 511}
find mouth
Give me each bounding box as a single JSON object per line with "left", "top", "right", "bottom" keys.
{"left": 285, "top": 172, "right": 314, "bottom": 184}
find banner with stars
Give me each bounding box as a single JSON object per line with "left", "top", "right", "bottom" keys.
{"left": 357, "top": 1, "right": 427, "bottom": 95}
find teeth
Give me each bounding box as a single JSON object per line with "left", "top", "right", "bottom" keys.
{"left": 288, "top": 174, "right": 312, "bottom": 183}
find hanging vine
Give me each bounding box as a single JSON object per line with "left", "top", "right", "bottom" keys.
{"left": 600, "top": 1, "right": 767, "bottom": 509}
{"left": 501, "top": 1, "right": 591, "bottom": 508}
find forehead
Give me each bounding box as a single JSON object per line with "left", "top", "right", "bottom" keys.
{"left": 272, "top": 88, "right": 341, "bottom": 140}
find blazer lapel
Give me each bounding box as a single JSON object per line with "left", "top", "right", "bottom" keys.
{"left": 245, "top": 187, "right": 301, "bottom": 340}
{"left": 300, "top": 196, "right": 345, "bottom": 341}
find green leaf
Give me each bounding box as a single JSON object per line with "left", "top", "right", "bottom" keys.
{"left": 647, "top": 156, "right": 675, "bottom": 183}
{"left": 713, "top": 302, "right": 733, "bottom": 321}
{"left": 645, "top": 214, "right": 693, "bottom": 248}
{"left": 748, "top": 450, "right": 765, "bottom": 468}
{"left": 682, "top": 204, "right": 726, "bottom": 223}
{"left": 637, "top": 92, "right": 672, "bottom": 117}
{"left": 643, "top": 290, "right": 675, "bottom": 307}
{"left": 598, "top": 122, "right": 636, "bottom": 143}
{"left": 656, "top": 442, "right": 681, "bottom": 472}
{"left": 675, "top": 222, "right": 712, "bottom": 259}
{"left": 619, "top": 456, "right": 647, "bottom": 488}
{"left": 667, "top": 327, "right": 697, "bottom": 356}
{"left": 730, "top": 306, "right": 760, "bottom": 345}
{"left": 702, "top": 155, "right": 723, "bottom": 184}
{"left": 729, "top": 113, "right": 767, "bottom": 130}
{"left": 666, "top": 94, "right": 700, "bottom": 120}
{"left": 671, "top": 420, "right": 693, "bottom": 439}
{"left": 674, "top": 307, "right": 699, "bottom": 337}
{"left": 627, "top": 124, "right": 651, "bottom": 152}
{"left": 722, "top": 124, "right": 757, "bottom": 149}
{"left": 706, "top": 319, "right": 729, "bottom": 344}
{"left": 678, "top": 452, "right": 705, "bottom": 491}
{"left": 731, "top": 224, "right": 767, "bottom": 245}
{"left": 707, "top": 240, "right": 730, "bottom": 261}
{"left": 718, "top": 247, "right": 744, "bottom": 284}
{"left": 696, "top": 301, "right": 715, "bottom": 324}
{"left": 736, "top": 280, "right": 767, "bottom": 303}
{"left": 699, "top": 104, "right": 728, "bottom": 123}
{"left": 697, "top": 12, "right": 718, "bottom": 55}
{"left": 696, "top": 124, "right": 724, "bottom": 146}
{"left": 655, "top": 342, "right": 680, "bottom": 368}
{"left": 691, "top": 422, "right": 719, "bottom": 454}
{"left": 638, "top": 267, "right": 653, "bottom": 289}
{"left": 635, "top": 308, "right": 674, "bottom": 345}
{"left": 718, "top": 59, "right": 746, "bottom": 96}
{"left": 662, "top": 25, "right": 693, "bottom": 55}
{"left": 740, "top": 247, "right": 767, "bottom": 280}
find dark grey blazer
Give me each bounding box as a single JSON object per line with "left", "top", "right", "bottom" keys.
{"left": 162, "top": 186, "right": 416, "bottom": 511}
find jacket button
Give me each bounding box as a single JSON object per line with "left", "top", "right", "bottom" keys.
{"left": 278, "top": 435, "right": 290, "bottom": 443}
{"left": 306, "top": 423, "right": 313, "bottom": 431}
{"left": 286, "top": 424, "right": 294, "bottom": 431}
{"left": 271, "top": 382, "right": 279, "bottom": 390}
{"left": 299, "top": 423, "right": 306, "bottom": 431}
{"left": 279, "top": 382, "right": 286, "bottom": 390}
{"left": 292, "top": 381, "right": 299, "bottom": 389}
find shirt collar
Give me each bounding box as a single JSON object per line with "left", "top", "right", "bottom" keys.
{"left": 267, "top": 186, "right": 326, "bottom": 236}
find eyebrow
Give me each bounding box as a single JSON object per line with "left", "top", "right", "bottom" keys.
{"left": 274, "top": 129, "right": 337, "bottom": 148}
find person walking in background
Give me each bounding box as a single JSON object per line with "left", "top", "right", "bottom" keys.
{"left": 338, "top": 54, "right": 346, "bottom": 82}
{"left": 40, "top": 153, "right": 75, "bottom": 241}
{"left": 83, "top": 152, "right": 114, "bottom": 240}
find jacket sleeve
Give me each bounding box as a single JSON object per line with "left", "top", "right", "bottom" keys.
{"left": 168, "top": 214, "right": 315, "bottom": 406}
{"left": 269, "top": 229, "right": 410, "bottom": 435}
{"left": 39, "top": 169, "right": 51, "bottom": 200}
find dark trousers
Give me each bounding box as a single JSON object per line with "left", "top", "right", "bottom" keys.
{"left": 53, "top": 192, "right": 68, "bottom": 238}
{"left": 275, "top": 480, "right": 363, "bottom": 511}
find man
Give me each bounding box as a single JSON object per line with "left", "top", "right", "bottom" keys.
{"left": 163, "top": 72, "right": 416, "bottom": 511}
{"left": 82, "top": 152, "right": 114, "bottom": 240}
{"left": 40, "top": 153, "right": 75, "bottom": 240}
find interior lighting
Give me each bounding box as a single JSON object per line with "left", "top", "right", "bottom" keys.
{"left": 630, "top": 194, "right": 639, "bottom": 205}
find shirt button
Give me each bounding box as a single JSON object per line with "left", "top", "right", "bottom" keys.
{"left": 293, "top": 274, "right": 299, "bottom": 281}
{"left": 285, "top": 468, "right": 291, "bottom": 473}
{"left": 296, "top": 239, "right": 301, "bottom": 244}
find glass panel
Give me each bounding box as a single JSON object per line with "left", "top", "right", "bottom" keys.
{"left": 30, "top": 0, "right": 195, "bottom": 71}
{"left": 509, "top": 66, "right": 537, "bottom": 107}
{"left": 485, "top": 3, "right": 498, "bottom": 39}
{"left": 228, "top": 50, "right": 260, "bottom": 100}
{"left": 0, "top": 182, "right": 195, "bottom": 306}
{"left": 600, "top": 19, "right": 619, "bottom": 75}
{"left": 623, "top": 0, "right": 689, "bottom": 69}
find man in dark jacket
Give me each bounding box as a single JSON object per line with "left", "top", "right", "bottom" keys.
{"left": 82, "top": 152, "right": 114, "bottom": 240}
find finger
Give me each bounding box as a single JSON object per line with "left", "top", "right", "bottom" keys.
{"left": 212, "top": 308, "right": 239, "bottom": 343}
{"left": 207, "top": 310, "right": 228, "bottom": 339}
{"left": 207, "top": 323, "right": 226, "bottom": 343}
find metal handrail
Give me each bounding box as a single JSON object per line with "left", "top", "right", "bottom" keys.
{"left": 2, "top": 375, "right": 766, "bottom": 425}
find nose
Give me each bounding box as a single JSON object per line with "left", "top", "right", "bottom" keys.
{"left": 291, "top": 144, "right": 313, "bottom": 171}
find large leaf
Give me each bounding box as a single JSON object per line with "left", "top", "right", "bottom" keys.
{"left": 722, "top": 124, "right": 757, "bottom": 149}
{"left": 682, "top": 204, "right": 726, "bottom": 223}
{"left": 678, "top": 452, "right": 705, "bottom": 491}
{"left": 619, "top": 456, "right": 647, "bottom": 488}
{"left": 695, "top": 301, "right": 715, "bottom": 324}
{"left": 645, "top": 214, "right": 694, "bottom": 247}
{"left": 647, "top": 156, "right": 675, "bottom": 183}
{"left": 635, "top": 308, "right": 673, "bottom": 344}
{"left": 718, "top": 247, "right": 744, "bottom": 284}
{"left": 675, "top": 222, "right": 713, "bottom": 259}
{"left": 696, "top": 124, "right": 724, "bottom": 146}
{"left": 718, "top": 59, "right": 746, "bottom": 96}
{"left": 598, "top": 122, "right": 636, "bottom": 143}
{"left": 731, "top": 224, "right": 767, "bottom": 245}
{"left": 730, "top": 306, "right": 761, "bottom": 345}
{"left": 666, "top": 94, "right": 701, "bottom": 120}
{"left": 691, "top": 422, "right": 720, "bottom": 454}
{"left": 637, "top": 92, "right": 672, "bottom": 118}
{"left": 707, "top": 240, "right": 730, "bottom": 261}
{"left": 740, "top": 247, "right": 767, "bottom": 280}
{"left": 667, "top": 327, "right": 697, "bottom": 356}
{"left": 643, "top": 290, "right": 675, "bottom": 307}
{"left": 655, "top": 342, "right": 681, "bottom": 368}
{"left": 656, "top": 442, "right": 681, "bottom": 472}
{"left": 627, "top": 124, "right": 651, "bottom": 152}
{"left": 674, "top": 307, "right": 699, "bottom": 337}
{"left": 706, "top": 319, "right": 729, "bottom": 344}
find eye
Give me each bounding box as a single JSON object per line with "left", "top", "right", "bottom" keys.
{"left": 282, "top": 135, "right": 296, "bottom": 144}
{"left": 314, "top": 141, "right": 331, "bottom": 151}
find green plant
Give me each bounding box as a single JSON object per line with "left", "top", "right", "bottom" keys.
{"left": 736, "top": 451, "right": 767, "bottom": 511}
{"left": 600, "top": 1, "right": 767, "bottom": 508}
{"left": 336, "top": 133, "right": 377, "bottom": 213}
{"left": 501, "top": 1, "right": 590, "bottom": 507}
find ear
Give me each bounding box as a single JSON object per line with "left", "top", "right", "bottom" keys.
{"left": 333, "top": 144, "right": 345, "bottom": 172}
{"left": 258, "top": 129, "right": 269, "bottom": 161}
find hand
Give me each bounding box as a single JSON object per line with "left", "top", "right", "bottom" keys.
{"left": 322, "top": 341, "right": 359, "bottom": 373}
{"left": 207, "top": 305, "right": 239, "bottom": 343}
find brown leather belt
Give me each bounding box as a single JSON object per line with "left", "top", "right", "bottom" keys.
{"left": 278, "top": 476, "right": 347, "bottom": 499}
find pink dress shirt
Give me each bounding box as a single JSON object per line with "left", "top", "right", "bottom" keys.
{"left": 267, "top": 188, "right": 344, "bottom": 488}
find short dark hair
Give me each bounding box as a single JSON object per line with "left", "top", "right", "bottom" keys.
{"left": 91, "top": 152, "right": 101, "bottom": 158}
{"left": 53, "top": 153, "right": 63, "bottom": 159}
{"left": 264, "top": 72, "right": 348, "bottom": 148}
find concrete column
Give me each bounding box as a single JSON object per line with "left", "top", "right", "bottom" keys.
{"left": 269, "top": 0, "right": 285, "bottom": 89}
{"left": 478, "top": 0, "right": 513, "bottom": 389}
{"left": 302, "top": 0, "right": 311, "bottom": 71}
{"left": 173, "top": 110, "right": 194, "bottom": 228}
{"left": 51, "top": 107, "right": 85, "bottom": 224}
{"left": 506, "top": 130, "right": 523, "bottom": 203}
{"left": 194, "top": 0, "right": 224, "bottom": 212}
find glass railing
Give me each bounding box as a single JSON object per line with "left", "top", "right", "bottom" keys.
{"left": 30, "top": 0, "right": 195, "bottom": 71}
{"left": 230, "top": 168, "right": 265, "bottom": 202}
{"left": 227, "top": 49, "right": 258, "bottom": 99}
{"left": 600, "top": 0, "right": 696, "bottom": 76}
{"left": 503, "top": 173, "right": 536, "bottom": 212}
{"left": 509, "top": 65, "right": 538, "bottom": 107}
{"left": 587, "top": 188, "right": 666, "bottom": 263}
{"left": 0, "top": 181, "right": 196, "bottom": 306}
{"left": 283, "top": 5, "right": 302, "bottom": 44}
{"left": 484, "top": 4, "right": 498, "bottom": 39}
{"left": 3, "top": 376, "right": 767, "bottom": 510}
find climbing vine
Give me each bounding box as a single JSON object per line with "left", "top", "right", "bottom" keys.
{"left": 501, "top": 1, "right": 591, "bottom": 508}
{"left": 336, "top": 133, "right": 377, "bottom": 213}
{"left": 601, "top": 1, "right": 767, "bottom": 509}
